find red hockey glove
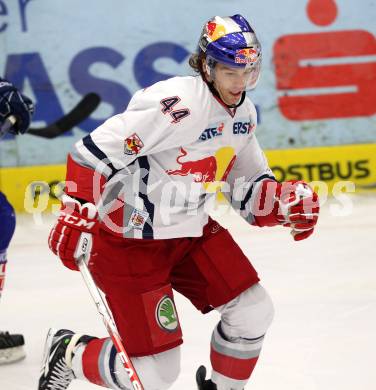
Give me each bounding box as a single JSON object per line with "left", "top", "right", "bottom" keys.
{"left": 48, "top": 195, "right": 98, "bottom": 271}
{"left": 253, "top": 180, "right": 319, "bottom": 241}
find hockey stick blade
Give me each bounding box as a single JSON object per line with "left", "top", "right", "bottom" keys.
{"left": 28, "top": 93, "right": 100, "bottom": 138}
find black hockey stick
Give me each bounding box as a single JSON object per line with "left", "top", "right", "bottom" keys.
{"left": 0, "top": 93, "right": 100, "bottom": 139}
{"left": 27, "top": 92, "right": 101, "bottom": 138}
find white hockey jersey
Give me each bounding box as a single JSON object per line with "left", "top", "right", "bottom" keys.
{"left": 68, "top": 76, "right": 275, "bottom": 239}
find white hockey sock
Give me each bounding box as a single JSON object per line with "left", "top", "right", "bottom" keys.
{"left": 71, "top": 337, "right": 180, "bottom": 389}
{"left": 211, "top": 284, "right": 274, "bottom": 389}
{"left": 210, "top": 323, "right": 263, "bottom": 390}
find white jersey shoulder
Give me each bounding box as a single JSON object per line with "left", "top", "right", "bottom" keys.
{"left": 74, "top": 76, "right": 211, "bottom": 173}
{"left": 127, "top": 75, "right": 210, "bottom": 143}
{"left": 130, "top": 76, "right": 207, "bottom": 110}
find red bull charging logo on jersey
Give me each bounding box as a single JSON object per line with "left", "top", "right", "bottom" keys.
{"left": 166, "top": 146, "right": 236, "bottom": 196}
{"left": 166, "top": 147, "right": 217, "bottom": 183}
{"left": 235, "top": 48, "right": 259, "bottom": 64}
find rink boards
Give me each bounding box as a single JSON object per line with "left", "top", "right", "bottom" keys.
{"left": 0, "top": 143, "right": 375, "bottom": 212}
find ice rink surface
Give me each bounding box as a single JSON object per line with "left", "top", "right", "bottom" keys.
{"left": 1, "top": 194, "right": 375, "bottom": 390}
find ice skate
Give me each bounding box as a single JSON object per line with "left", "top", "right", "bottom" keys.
{"left": 196, "top": 365, "right": 217, "bottom": 390}
{"left": 196, "top": 365, "right": 245, "bottom": 390}
{"left": 0, "top": 331, "right": 25, "bottom": 364}
{"left": 38, "top": 328, "right": 93, "bottom": 390}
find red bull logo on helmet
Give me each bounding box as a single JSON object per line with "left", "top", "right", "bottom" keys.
{"left": 235, "top": 47, "right": 259, "bottom": 64}
{"left": 206, "top": 21, "right": 227, "bottom": 42}
{"left": 124, "top": 133, "right": 144, "bottom": 156}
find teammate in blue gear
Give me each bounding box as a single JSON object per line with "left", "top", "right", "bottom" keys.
{"left": 0, "top": 77, "right": 34, "bottom": 136}
{"left": 0, "top": 77, "right": 34, "bottom": 364}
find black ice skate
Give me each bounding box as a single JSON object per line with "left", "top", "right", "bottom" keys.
{"left": 0, "top": 331, "right": 25, "bottom": 364}
{"left": 38, "top": 328, "right": 93, "bottom": 390}
{"left": 196, "top": 365, "right": 217, "bottom": 390}
{"left": 196, "top": 365, "right": 245, "bottom": 390}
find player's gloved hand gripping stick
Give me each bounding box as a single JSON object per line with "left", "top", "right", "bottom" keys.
{"left": 0, "top": 78, "right": 34, "bottom": 137}
{"left": 52, "top": 196, "right": 144, "bottom": 390}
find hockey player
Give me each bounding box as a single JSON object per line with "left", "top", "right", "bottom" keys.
{"left": 0, "top": 77, "right": 34, "bottom": 363}
{"left": 41, "top": 14, "right": 319, "bottom": 390}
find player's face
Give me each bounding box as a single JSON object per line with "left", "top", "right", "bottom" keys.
{"left": 212, "top": 63, "right": 253, "bottom": 106}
